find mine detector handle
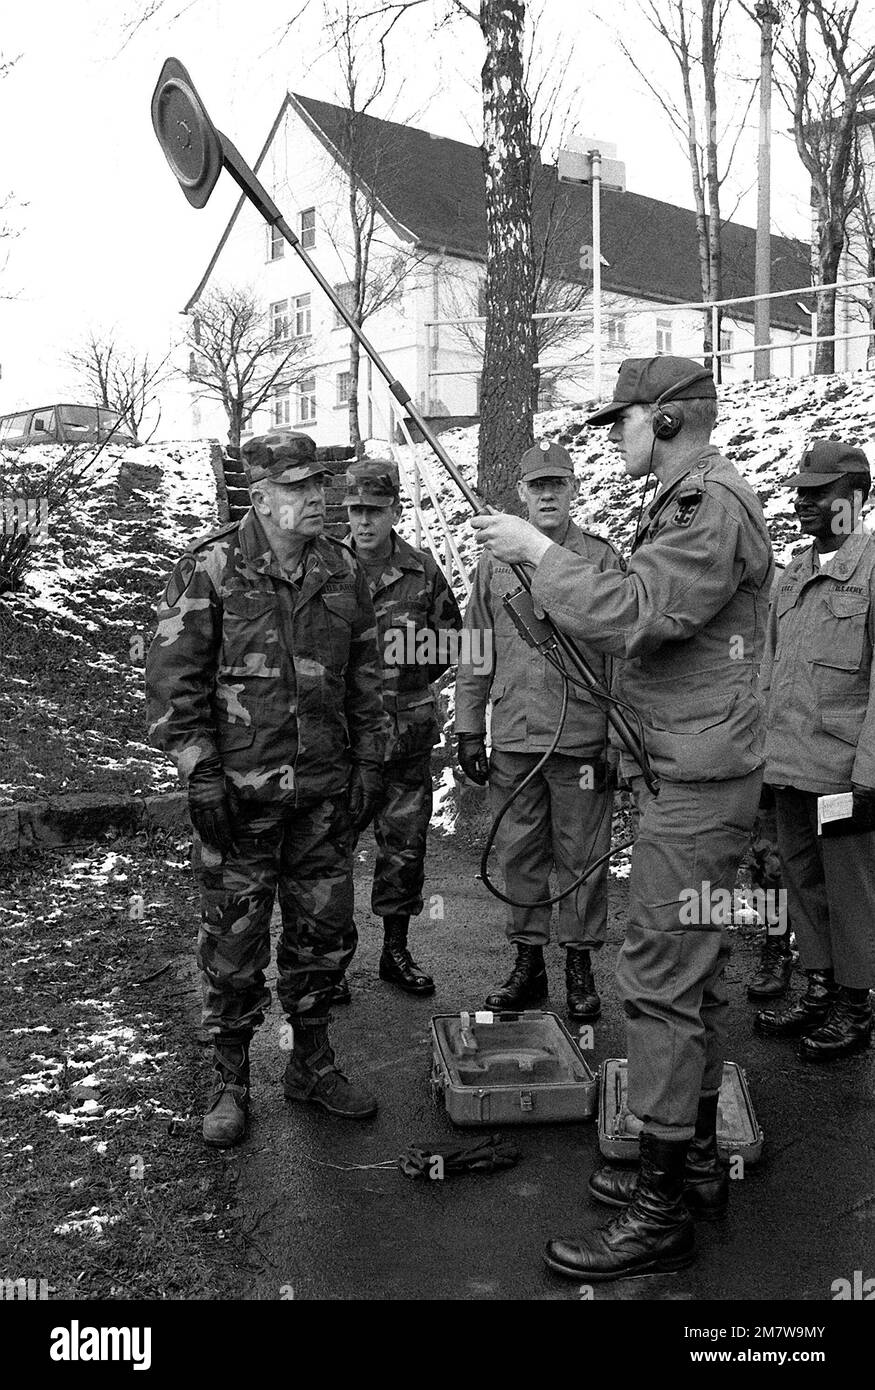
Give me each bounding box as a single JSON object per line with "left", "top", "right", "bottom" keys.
{"left": 150, "top": 57, "right": 656, "bottom": 794}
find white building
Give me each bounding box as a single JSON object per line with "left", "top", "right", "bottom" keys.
{"left": 180, "top": 94, "right": 813, "bottom": 446}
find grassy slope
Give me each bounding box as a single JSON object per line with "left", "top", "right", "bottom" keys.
{"left": 0, "top": 441, "right": 219, "bottom": 807}
{"left": 0, "top": 830, "right": 249, "bottom": 1299}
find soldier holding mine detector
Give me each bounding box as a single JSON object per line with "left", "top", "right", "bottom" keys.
{"left": 472, "top": 358, "right": 774, "bottom": 1282}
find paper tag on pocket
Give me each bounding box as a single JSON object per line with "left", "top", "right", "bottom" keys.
{"left": 817, "top": 792, "right": 854, "bottom": 834}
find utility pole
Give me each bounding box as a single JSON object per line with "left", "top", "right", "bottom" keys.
{"left": 557, "top": 137, "right": 625, "bottom": 401}
{"left": 754, "top": 2, "right": 780, "bottom": 380}
{"left": 590, "top": 148, "right": 603, "bottom": 399}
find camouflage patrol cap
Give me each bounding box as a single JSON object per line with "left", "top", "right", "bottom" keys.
{"left": 785, "top": 439, "right": 871, "bottom": 488}
{"left": 343, "top": 458, "right": 401, "bottom": 507}
{"left": 241, "top": 431, "right": 327, "bottom": 484}
{"left": 520, "top": 439, "right": 574, "bottom": 481}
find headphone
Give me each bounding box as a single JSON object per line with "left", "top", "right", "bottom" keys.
{"left": 650, "top": 368, "right": 715, "bottom": 440}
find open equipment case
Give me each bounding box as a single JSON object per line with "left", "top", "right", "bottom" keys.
{"left": 431, "top": 1010, "right": 598, "bottom": 1127}
{"left": 598, "top": 1058, "right": 764, "bottom": 1164}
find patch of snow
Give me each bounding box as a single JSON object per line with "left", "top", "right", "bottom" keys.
{"left": 53, "top": 1209, "right": 122, "bottom": 1238}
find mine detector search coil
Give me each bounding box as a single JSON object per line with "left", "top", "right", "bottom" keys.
{"left": 150, "top": 58, "right": 657, "bottom": 904}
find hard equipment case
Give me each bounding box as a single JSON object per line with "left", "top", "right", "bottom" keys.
{"left": 430, "top": 1009, "right": 597, "bottom": 1127}
{"left": 598, "top": 1058, "right": 764, "bottom": 1165}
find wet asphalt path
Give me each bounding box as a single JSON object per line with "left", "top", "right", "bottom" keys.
{"left": 231, "top": 833, "right": 874, "bottom": 1302}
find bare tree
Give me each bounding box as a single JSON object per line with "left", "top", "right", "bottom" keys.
{"left": 67, "top": 334, "right": 172, "bottom": 444}
{"left": 335, "top": 1, "right": 537, "bottom": 506}
{"left": 474, "top": 0, "right": 536, "bottom": 506}
{"left": 771, "top": 0, "right": 875, "bottom": 373}
{"left": 184, "top": 285, "right": 313, "bottom": 448}
{"left": 606, "top": 0, "right": 758, "bottom": 368}
{"left": 67, "top": 332, "right": 117, "bottom": 411}
{"left": 112, "top": 351, "right": 173, "bottom": 443}
{"left": 0, "top": 52, "right": 22, "bottom": 296}
{"left": 320, "top": 2, "right": 434, "bottom": 452}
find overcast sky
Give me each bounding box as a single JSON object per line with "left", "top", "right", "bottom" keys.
{"left": 0, "top": 0, "right": 814, "bottom": 414}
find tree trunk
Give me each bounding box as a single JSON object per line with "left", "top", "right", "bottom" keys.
{"left": 702, "top": 0, "right": 722, "bottom": 378}
{"left": 815, "top": 235, "right": 843, "bottom": 374}
{"left": 228, "top": 406, "right": 242, "bottom": 450}
{"left": 678, "top": 34, "right": 712, "bottom": 363}
{"left": 477, "top": 0, "right": 535, "bottom": 511}
{"left": 347, "top": 334, "right": 364, "bottom": 456}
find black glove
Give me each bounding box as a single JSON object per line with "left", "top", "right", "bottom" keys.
{"left": 399, "top": 1133, "right": 520, "bottom": 1179}
{"left": 457, "top": 733, "right": 489, "bottom": 785}
{"left": 348, "top": 763, "right": 384, "bottom": 832}
{"left": 187, "top": 755, "right": 237, "bottom": 854}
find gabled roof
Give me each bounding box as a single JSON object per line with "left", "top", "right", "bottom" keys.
{"left": 187, "top": 92, "right": 813, "bottom": 332}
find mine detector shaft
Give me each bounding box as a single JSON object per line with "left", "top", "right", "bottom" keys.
{"left": 150, "top": 58, "right": 658, "bottom": 819}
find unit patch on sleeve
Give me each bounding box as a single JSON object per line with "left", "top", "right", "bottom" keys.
{"left": 672, "top": 494, "right": 702, "bottom": 528}
{"left": 165, "top": 554, "right": 197, "bottom": 609}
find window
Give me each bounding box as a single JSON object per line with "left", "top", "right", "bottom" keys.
{"left": 31, "top": 409, "right": 56, "bottom": 437}
{"left": 0, "top": 412, "right": 30, "bottom": 443}
{"left": 607, "top": 316, "right": 627, "bottom": 349}
{"left": 477, "top": 279, "right": 487, "bottom": 317}
{"left": 720, "top": 328, "right": 733, "bottom": 368}
{"left": 656, "top": 318, "right": 673, "bottom": 354}
{"left": 297, "top": 375, "right": 317, "bottom": 423}
{"left": 336, "top": 371, "right": 351, "bottom": 406}
{"left": 300, "top": 207, "right": 316, "bottom": 249}
{"left": 268, "top": 224, "right": 285, "bottom": 261}
{"left": 293, "top": 293, "right": 311, "bottom": 338}
{"left": 271, "top": 299, "right": 290, "bottom": 341}
{"left": 333, "top": 281, "right": 356, "bottom": 329}
{"left": 273, "top": 392, "right": 292, "bottom": 427}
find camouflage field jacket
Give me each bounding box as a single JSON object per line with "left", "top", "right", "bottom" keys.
{"left": 350, "top": 530, "right": 463, "bottom": 762}
{"left": 146, "top": 511, "right": 386, "bottom": 805}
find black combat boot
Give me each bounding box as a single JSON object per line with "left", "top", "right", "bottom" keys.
{"left": 588, "top": 1092, "right": 728, "bottom": 1220}
{"left": 565, "top": 947, "right": 601, "bottom": 1022}
{"left": 283, "top": 1017, "right": 378, "bottom": 1119}
{"left": 485, "top": 943, "right": 548, "bottom": 1010}
{"left": 545, "top": 1133, "right": 695, "bottom": 1281}
{"left": 754, "top": 969, "right": 838, "bottom": 1037}
{"left": 747, "top": 934, "right": 794, "bottom": 999}
{"left": 378, "top": 914, "right": 435, "bottom": 995}
{"left": 202, "top": 1037, "right": 250, "bottom": 1148}
{"left": 798, "top": 987, "right": 873, "bottom": 1062}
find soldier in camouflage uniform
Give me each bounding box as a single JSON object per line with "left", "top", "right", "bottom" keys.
{"left": 341, "top": 459, "right": 463, "bottom": 996}
{"left": 145, "top": 432, "right": 386, "bottom": 1147}
{"left": 745, "top": 784, "right": 794, "bottom": 998}
{"left": 746, "top": 565, "right": 794, "bottom": 999}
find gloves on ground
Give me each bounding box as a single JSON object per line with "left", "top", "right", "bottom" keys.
{"left": 187, "top": 755, "right": 237, "bottom": 854}
{"left": 399, "top": 1133, "right": 520, "bottom": 1179}
{"left": 348, "top": 763, "right": 384, "bottom": 832}
{"left": 456, "top": 734, "right": 489, "bottom": 785}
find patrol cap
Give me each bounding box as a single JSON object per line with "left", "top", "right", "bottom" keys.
{"left": 343, "top": 458, "right": 400, "bottom": 507}
{"left": 241, "top": 432, "right": 327, "bottom": 485}
{"left": 585, "top": 356, "right": 716, "bottom": 426}
{"left": 785, "top": 439, "right": 871, "bottom": 489}
{"left": 520, "top": 440, "right": 575, "bottom": 481}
